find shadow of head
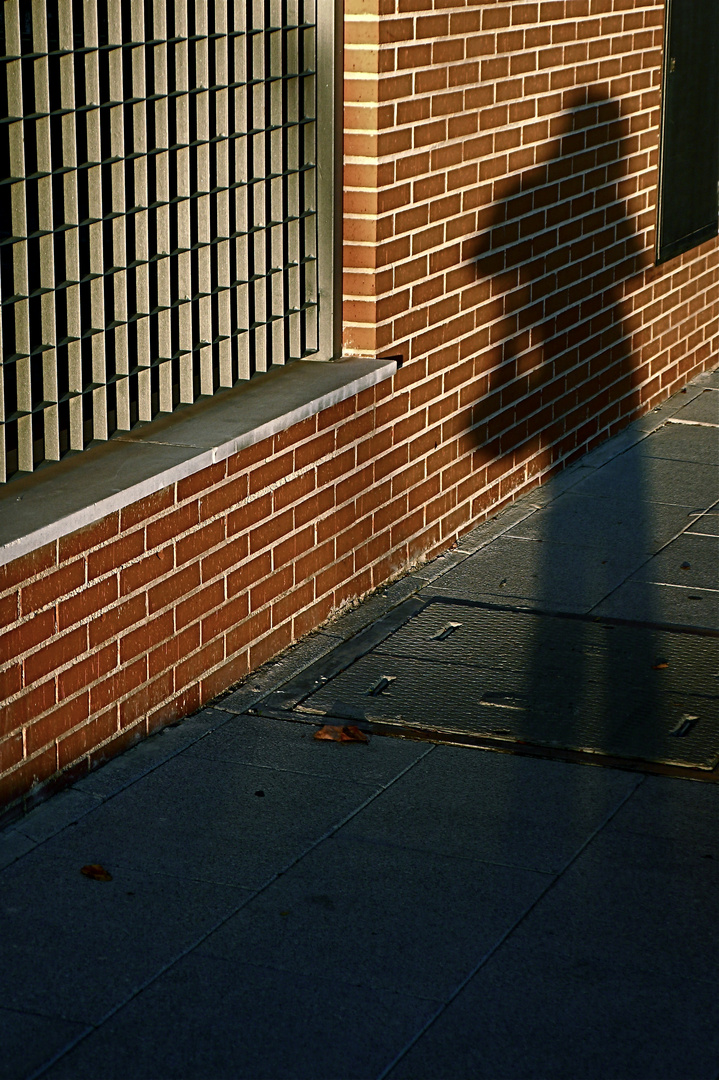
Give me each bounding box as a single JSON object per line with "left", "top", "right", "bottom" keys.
{"left": 470, "top": 85, "right": 653, "bottom": 472}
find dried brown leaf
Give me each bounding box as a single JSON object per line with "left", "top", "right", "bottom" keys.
{"left": 81, "top": 864, "right": 113, "bottom": 881}
{"left": 339, "top": 725, "right": 369, "bottom": 743}
{"left": 314, "top": 725, "right": 343, "bottom": 741}
{"left": 314, "top": 724, "right": 369, "bottom": 743}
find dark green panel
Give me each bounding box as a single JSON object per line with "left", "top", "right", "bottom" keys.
{"left": 657, "top": 0, "right": 719, "bottom": 263}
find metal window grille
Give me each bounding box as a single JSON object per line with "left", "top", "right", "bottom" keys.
{"left": 0, "top": 0, "right": 338, "bottom": 483}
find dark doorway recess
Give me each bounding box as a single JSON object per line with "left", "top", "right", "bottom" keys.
{"left": 658, "top": 0, "right": 719, "bottom": 263}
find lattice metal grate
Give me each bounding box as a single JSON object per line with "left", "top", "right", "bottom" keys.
{"left": 0, "top": 0, "right": 322, "bottom": 482}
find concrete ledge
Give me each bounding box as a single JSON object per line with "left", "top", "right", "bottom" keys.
{"left": 0, "top": 357, "right": 397, "bottom": 566}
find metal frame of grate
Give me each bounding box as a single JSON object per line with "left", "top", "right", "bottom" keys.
{"left": 0, "top": 0, "right": 338, "bottom": 483}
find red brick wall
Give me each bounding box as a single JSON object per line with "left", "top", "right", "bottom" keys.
{"left": 343, "top": 0, "right": 718, "bottom": 486}
{"left": 0, "top": 389, "right": 432, "bottom": 815}
{"left": 2, "top": 0, "right": 718, "bottom": 816}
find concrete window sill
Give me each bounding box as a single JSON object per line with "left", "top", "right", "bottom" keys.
{"left": 0, "top": 357, "right": 397, "bottom": 566}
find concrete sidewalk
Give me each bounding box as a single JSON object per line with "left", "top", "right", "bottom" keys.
{"left": 1, "top": 369, "right": 718, "bottom": 1080}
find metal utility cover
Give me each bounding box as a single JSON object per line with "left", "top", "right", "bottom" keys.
{"left": 293, "top": 600, "right": 719, "bottom": 771}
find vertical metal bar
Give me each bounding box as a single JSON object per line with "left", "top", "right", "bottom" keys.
{"left": 301, "top": 0, "right": 318, "bottom": 355}
{"left": 251, "top": 0, "right": 267, "bottom": 373}
{"left": 129, "top": 1, "right": 149, "bottom": 430}
{"left": 0, "top": 360, "right": 5, "bottom": 482}
{"left": 109, "top": 0, "right": 129, "bottom": 432}
{"left": 140, "top": 0, "right": 166, "bottom": 422}
{"left": 269, "top": 0, "right": 285, "bottom": 366}
{"left": 174, "top": 0, "right": 191, "bottom": 408}
{"left": 195, "top": 0, "right": 213, "bottom": 396}
{"left": 235, "top": 1, "right": 251, "bottom": 380}
{"left": 33, "top": 0, "right": 60, "bottom": 461}
{"left": 6, "top": 0, "right": 32, "bottom": 472}
{"left": 81, "top": 1, "right": 108, "bottom": 442}
{"left": 59, "top": 0, "right": 83, "bottom": 450}
{"left": 314, "top": 0, "right": 341, "bottom": 361}
{"left": 215, "top": 0, "right": 232, "bottom": 387}
{"left": 286, "top": 2, "right": 301, "bottom": 359}
{"left": 0, "top": 108, "right": 4, "bottom": 480}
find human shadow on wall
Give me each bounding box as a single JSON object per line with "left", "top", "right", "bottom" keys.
{"left": 464, "top": 85, "right": 669, "bottom": 765}
{"left": 471, "top": 85, "right": 648, "bottom": 479}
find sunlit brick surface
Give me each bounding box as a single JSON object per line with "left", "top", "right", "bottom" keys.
{"left": 343, "top": 0, "right": 718, "bottom": 500}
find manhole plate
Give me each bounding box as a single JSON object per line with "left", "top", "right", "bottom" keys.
{"left": 260, "top": 599, "right": 719, "bottom": 773}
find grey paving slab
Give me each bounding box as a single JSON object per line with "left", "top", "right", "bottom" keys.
{"left": 218, "top": 632, "right": 343, "bottom": 713}
{"left": 197, "top": 831, "right": 549, "bottom": 1000}
{"left": 389, "top": 948, "right": 719, "bottom": 1080}
{"left": 339, "top": 747, "right": 641, "bottom": 876}
{"left": 574, "top": 425, "right": 652, "bottom": 465}
{"left": 698, "top": 368, "right": 719, "bottom": 389}
{"left": 389, "top": 812, "right": 719, "bottom": 1078}
{"left": 592, "top": 579, "right": 719, "bottom": 630}
{"left": 43, "top": 952, "right": 437, "bottom": 1080}
{"left": 0, "top": 848, "right": 250, "bottom": 1025}
{"left": 0, "top": 1006, "right": 87, "bottom": 1080}
{"left": 632, "top": 383, "right": 706, "bottom": 429}
{"left": 423, "top": 534, "right": 643, "bottom": 614}
{"left": 214, "top": 683, "right": 274, "bottom": 715}
{"left": 0, "top": 825, "right": 37, "bottom": 870}
{"left": 321, "top": 590, "right": 401, "bottom": 639}
{"left": 688, "top": 507, "right": 719, "bottom": 536}
{"left": 183, "top": 712, "right": 429, "bottom": 788}
{"left": 605, "top": 774, "right": 719, "bottom": 851}
{"left": 632, "top": 420, "right": 719, "bottom": 464}
{"left": 494, "top": 827, "right": 719, "bottom": 984}
{"left": 510, "top": 465, "right": 598, "bottom": 509}
{"left": 45, "top": 751, "right": 378, "bottom": 890}
{"left": 381, "top": 573, "right": 433, "bottom": 604}
{"left": 72, "top": 708, "right": 232, "bottom": 800}
{"left": 629, "top": 532, "right": 719, "bottom": 591}
{"left": 322, "top": 582, "right": 439, "bottom": 640}
{"left": 672, "top": 387, "right": 719, "bottom": 425}
{"left": 10, "top": 787, "right": 101, "bottom": 843}
{"left": 454, "top": 501, "right": 546, "bottom": 552}
{"left": 503, "top": 490, "right": 692, "bottom": 550}
{"left": 567, "top": 450, "right": 719, "bottom": 509}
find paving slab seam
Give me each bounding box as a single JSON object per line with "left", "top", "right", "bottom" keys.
{"left": 25, "top": 743, "right": 438, "bottom": 1080}
{"left": 10, "top": 794, "right": 104, "bottom": 844}
{"left": 587, "top": 494, "right": 719, "bottom": 619}
{"left": 0, "top": 715, "right": 244, "bottom": 865}
{"left": 375, "top": 772, "right": 647, "bottom": 1080}
{"left": 163, "top": 753, "right": 408, "bottom": 792}
{"left": 666, "top": 417, "right": 719, "bottom": 428}
{"left": 405, "top": 389, "right": 714, "bottom": 613}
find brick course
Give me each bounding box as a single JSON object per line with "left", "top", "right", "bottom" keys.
{"left": 1, "top": 0, "right": 717, "bottom": 818}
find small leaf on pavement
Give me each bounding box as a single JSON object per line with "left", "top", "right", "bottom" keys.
{"left": 81, "top": 864, "right": 113, "bottom": 881}
{"left": 340, "top": 725, "right": 369, "bottom": 743}
{"left": 314, "top": 725, "right": 342, "bottom": 741}
{"left": 314, "top": 724, "right": 369, "bottom": 743}
{"left": 652, "top": 658, "right": 669, "bottom": 670}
